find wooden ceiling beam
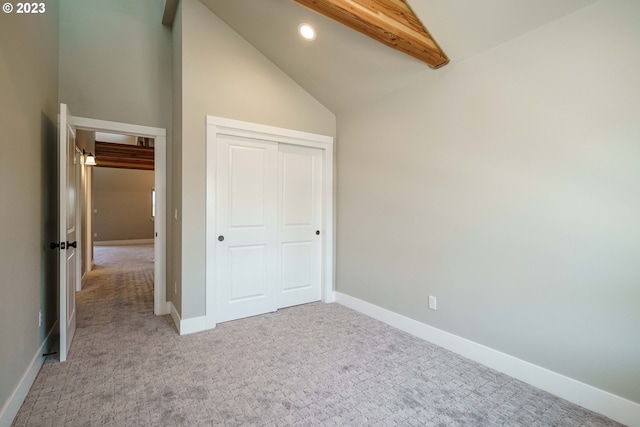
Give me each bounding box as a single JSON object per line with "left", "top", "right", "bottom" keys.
{"left": 94, "top": 141, "right": 154, "bottom": 171}
{"left": 96, "top": 157, "right": 155, "bottom": 171}
{"left": 293, "top": 0, "right": 448, "bottom": 68}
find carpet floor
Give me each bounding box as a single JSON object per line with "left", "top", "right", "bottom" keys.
{"left": 13, "top": 244, "right": 621, "bottom": 426}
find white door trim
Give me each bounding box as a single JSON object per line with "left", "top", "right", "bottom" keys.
{"left": 205, "top": 116, "right": 334, "bottom": 330}
{"left": 75, "top": 146, "right": 83, "bottom": 291}
{"left": 72, "top": 116, "right": 169, "bottom": 316}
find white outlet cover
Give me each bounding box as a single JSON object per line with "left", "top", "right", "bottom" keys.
{"left": 428, "top": 296, "right": 437, "bottom": 310}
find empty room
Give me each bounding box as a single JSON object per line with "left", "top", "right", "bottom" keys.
{"left": 1, "top": 0, "right": 639, "bottom": 426}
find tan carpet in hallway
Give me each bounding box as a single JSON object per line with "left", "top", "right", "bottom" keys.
{"left": 12, "top": 244, "right": 621, "bottom": 426}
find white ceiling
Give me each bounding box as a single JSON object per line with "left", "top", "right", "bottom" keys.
{"left": 199, "top": 0, "right": 599, "bottom": 114}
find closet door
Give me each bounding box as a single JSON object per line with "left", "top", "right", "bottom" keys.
{"left": 278, "top": 144, "right": 323, "bottom": 308}
{"left": 216, "top": 136, "right": 278, "bottom": 323}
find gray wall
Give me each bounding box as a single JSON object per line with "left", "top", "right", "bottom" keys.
{"left": 59, "top": 0, "right": 172, "bottom": 128}
{"left": 93, "top": 168, "right": 155, "bottom": 242}
{"left": 175, "top": 0, "right": 336, "bottom": 318}
{"left": 0, "top": 2, "right": 60, "bottom": 413}
{"left": 336, "top": 0, "right": 640, "bottom": 403}
{"left": 170, "top": 1, "right": 183, "bottom": 311}
{"left": 59, "top": 0, "right": 173, "bottom": 302}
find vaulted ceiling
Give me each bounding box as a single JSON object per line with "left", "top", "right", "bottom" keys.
{"left": 199, "top": 0, "right": 598, "bottom": 113}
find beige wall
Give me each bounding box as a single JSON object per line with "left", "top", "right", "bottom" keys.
{"left": 93, "top": 168, "right": 155, "bottom": 242}
{"left": 176, "top": 0, "right": 336, "bottom": 318}
{"left": 336, "top": 0, "right": 640, "bottom": 403}
{"left": 0, "top": 2, "right": 60, "bottom": 413}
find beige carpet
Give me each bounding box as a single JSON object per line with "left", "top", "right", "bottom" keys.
{"left": 12, "top": 244, "right": 621, "bottom": 426}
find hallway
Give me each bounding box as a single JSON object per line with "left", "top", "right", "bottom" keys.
{"left": 80, "top": 245, "right": 156, "bottom": 318}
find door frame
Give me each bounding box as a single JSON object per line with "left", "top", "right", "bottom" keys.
{"left": 75, "top": 145, "right": 83, "bottom": 291}
{"left": 205, "top": 115, "right": 334, "bottom": 330}
{"left": 73, "top": 116, "right": 169, "bottom": 316}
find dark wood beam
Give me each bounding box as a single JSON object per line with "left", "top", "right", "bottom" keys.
{"left": 95, "top": 141, "right": 154, "bottom": 171}
{"left": 293, "top": 0, "right": 448, "bottom": 68}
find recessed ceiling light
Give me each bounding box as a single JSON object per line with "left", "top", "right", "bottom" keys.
{"left": 298, "top": 23, "right": 316, "bottom": 41}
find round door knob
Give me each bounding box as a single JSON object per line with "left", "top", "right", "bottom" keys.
{"left": 218, "top": 235, "right": 224, "bottom": 242}
{"left": 315, "top": 230, "right": 320, "bottom": 235}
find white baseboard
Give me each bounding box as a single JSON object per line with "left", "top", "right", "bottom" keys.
{"left": 94, "top": 239, "right": 154, "bottom": 246}
{"left": 180, "top": 315, "right": 207, "bottom": 335}
{"left": 169, "top": 301, "right": 208, "bottom": 335}
{"left": 0, "top": 322, "right": 57, "bottom": 427}
{"left": 335, "top": 292, "right": 640, "bottom": 427}
{"left": 158, "top": 301, "right": 171, "bottom": 316}
{"left": 324, "top": 290, "right": 336, "bottom": 304}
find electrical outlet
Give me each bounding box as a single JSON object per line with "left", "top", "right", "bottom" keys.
{"left": 174, "top": 209, "right": 178, "bottom": 220}
{"left": 428, "top": 295, "right": 437, "bottom": 310}
{"left": 174, "top": 282, "right": 177, "bottom": 294}
{"left": 38, "top": 311, "right": 42, "bottom": 327}
{"left": 93, "top": 232, "right": 98, "bottom": 237}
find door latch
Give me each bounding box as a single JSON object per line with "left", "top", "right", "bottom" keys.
{"left": 50, "top": 241, "right": 68, "bottom": 250}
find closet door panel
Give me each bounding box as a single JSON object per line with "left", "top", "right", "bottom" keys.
{"left": 278, "top": 144, "right": 323, "bottom": 308}
{"left": 216, "top": 136, "right": 278, "bottom": 323}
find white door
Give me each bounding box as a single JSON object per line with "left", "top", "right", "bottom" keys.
{"left": 278, "top": 144, "right": 323, "bottom": 308}
{"left": 59, "top": 103, "right": 78, "bottom": 362}
{"left": 216, "top": 135, "right": 278, "bottom": 323}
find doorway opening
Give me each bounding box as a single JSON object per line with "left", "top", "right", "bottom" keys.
{"left": 89, "top": 132, "right": 156, "bottom": 316}
{"left": 74, "top": 116, "right": 168, "bottom": 316}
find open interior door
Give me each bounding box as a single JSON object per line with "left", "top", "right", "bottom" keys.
{"left": 58, "top": 103, "right": 78, "bottom": 362}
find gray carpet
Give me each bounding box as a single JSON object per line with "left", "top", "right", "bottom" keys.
{"left": 13, "top": 244, "right": 622, "bottom": 426}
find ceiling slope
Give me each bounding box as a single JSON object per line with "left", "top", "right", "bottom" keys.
{"left": 199, "top": 0, "right": 599, "bottom": 113}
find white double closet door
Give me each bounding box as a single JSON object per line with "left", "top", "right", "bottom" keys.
{"left": 215, "top": 135, "right": 323, "bottom": 323}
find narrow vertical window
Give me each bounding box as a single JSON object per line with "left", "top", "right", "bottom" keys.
{"left": 151, "top": 188, "right": 156, "bottom": 219}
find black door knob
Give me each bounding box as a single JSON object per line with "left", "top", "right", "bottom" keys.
{"left": 50, "top": 242, "right": 60, "bottom": 250}
{"left": 67, "top": 241, "right": 77, "bottom": 248}
{"left": 218, "top": 235, "right": 224, "bottom": 242}
{"left": 316, "top": 230, "right": 320, "bottom": 235}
